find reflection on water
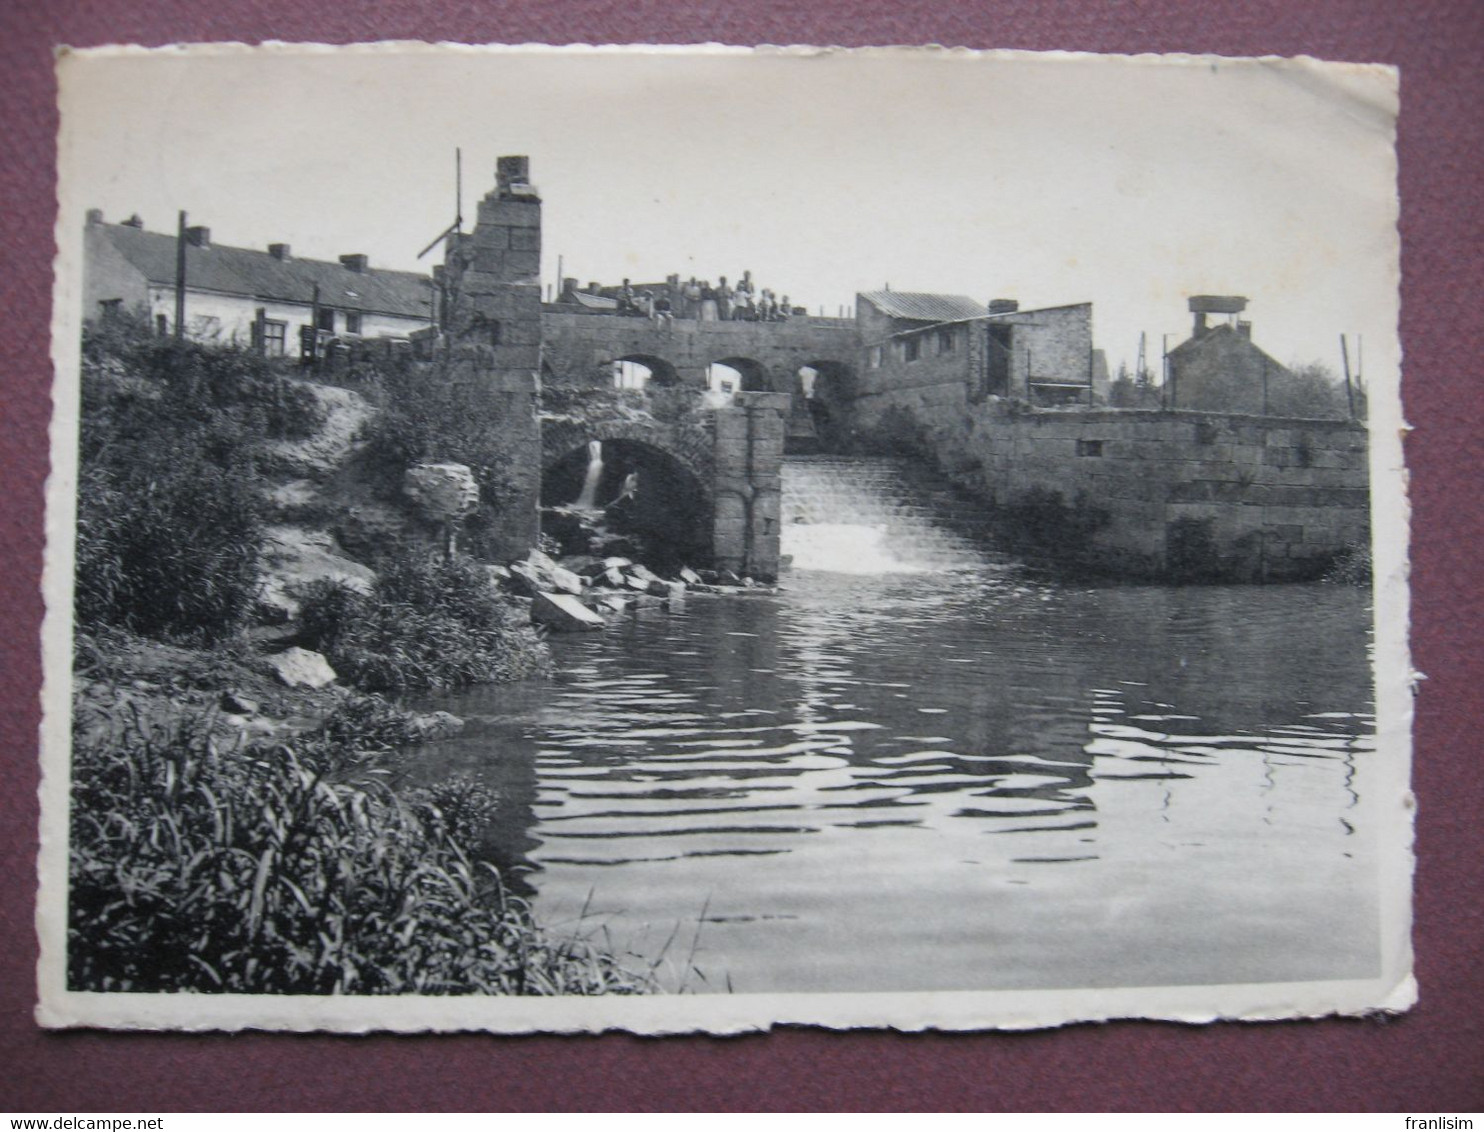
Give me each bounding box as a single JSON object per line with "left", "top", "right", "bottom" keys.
{"left": 417, "top": 570, "right": 1378, "bottom": 993}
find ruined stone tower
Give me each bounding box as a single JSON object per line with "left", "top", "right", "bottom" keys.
{"left": 439, "top": 155, "right": 544, "bottom": 559}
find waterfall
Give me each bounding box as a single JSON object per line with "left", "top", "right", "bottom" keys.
{"left": 781, "top": 456, "right": 1000, "bottom": 574}
{"left": 573, "top": 440, "right": 605, "bottom": 510}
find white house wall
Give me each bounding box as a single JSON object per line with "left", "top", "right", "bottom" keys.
{"left": 144, "top": 286, "right": 430, "bottom": 353}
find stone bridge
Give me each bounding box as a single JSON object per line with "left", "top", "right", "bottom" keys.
{"left": 541, "top": 309, "right": 860, "bottom": 396}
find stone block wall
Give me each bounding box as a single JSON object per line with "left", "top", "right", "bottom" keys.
{"left": 960, "top": 410, "right": 1369, "bottom": 581}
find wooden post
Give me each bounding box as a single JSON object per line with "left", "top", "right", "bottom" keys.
{"left": 173, "top": 210, "right": 187, "bottom": 340}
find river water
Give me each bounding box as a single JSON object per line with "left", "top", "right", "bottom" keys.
{"left": 415, "top": 558, "right": 1378, "bottom": 994}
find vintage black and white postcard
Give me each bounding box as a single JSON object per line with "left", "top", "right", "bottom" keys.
{"left": 39, "top": 43, "right": 1412, "bottom": 1032}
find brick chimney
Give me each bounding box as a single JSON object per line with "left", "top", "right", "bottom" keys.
{"left": 86, "top": 208, "right": 104, "bottom": 226}
{"left": 339, "top": 253, "right": 369, "bottom": 273}
{"left": 496, "top": 155, "right": 535, "bottom": 198}
{"left": 185, "top": 225, "right": 211, "bottom": 248}
{"left": 122, "top": 214, "right": 143, "bottom": 229}
{"left": 269, "top": 243, "right": 292, "bottom": 261}
{"left": 988, "top": 298, "right": 1019, "bottom": 314}
{"left": 1188, "top": 294, "right": 1247, "bottom": 338}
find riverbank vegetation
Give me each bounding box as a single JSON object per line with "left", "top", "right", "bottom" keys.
{"left": 66, "top": 320, "right": 643, "bottom": 995}
{"left": 297, "top": 554, "right": 552, "bottom": 693}
{"left": 69, "top": 682, "right": 646, "bottom": 994}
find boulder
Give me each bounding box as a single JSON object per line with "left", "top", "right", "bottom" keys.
{"left": 405, "top": 710, "right": 465, "bottom": 742}
{"left": 549, "top": 566, "right": 586, "bottom": 595}
{"left": 530, "top": 591, "right": 606, "bottom": 632}
{"left": 628, "top": 562, "right": 659, "bottom": 583}
{"left": 679, "top": 566, "right": 702, "bottom": 586}
{"left": 527, "top": 549, "right": 558, "bottom": 572}
{"left": 220, "top": 690, "right": 259, "bottom": 716}
{"left": 403, "top": 463, "right": 479, "bottom": 522}
{"left": 624, "top": 573, "right": 652, "bottom": 591}
{"left": 602, "top": 566, "right": 627, "bottom": 588}
{"left": 506, "top": 561, "right": 546, "bottom": 597}
{"left": 564, "top": 556, "right": 606, "bottom": 578}
{"left": 595, "top": 594, "right": 630, "bottom": 614}
{"left": 602, "top": 556, "right": 633, "bottom": 571}
{"left": 266, "top": 647, "right": 338, "bottom": 689}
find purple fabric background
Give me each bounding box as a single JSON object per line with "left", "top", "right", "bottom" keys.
{"left": 2, "top": 2, "right": 1480, "bottom": 1113}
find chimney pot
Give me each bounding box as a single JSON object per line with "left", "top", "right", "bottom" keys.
{"left": 1237, "top": 320, "right": 1252, "bottom": 339}
{"left": 122, "top": 214, "right": 144, "bottom": 229}
{"left": 339, "top": 254, "right": 369, "bottom": 274}
{"left": 86, "top": 208, "right": 104, "bottom": 226}
{"left": 269, "top": 243, "right": 292, "bottom": 261}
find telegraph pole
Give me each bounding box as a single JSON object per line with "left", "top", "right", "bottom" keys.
{"left": 174, "top": 210, "right": 188, "bottom": 340}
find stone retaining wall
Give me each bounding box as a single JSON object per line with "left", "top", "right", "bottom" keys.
{"left": 852, "top": 389, "right": 1369, "bottom": 580}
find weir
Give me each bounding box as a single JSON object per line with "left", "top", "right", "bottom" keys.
{"left": 781, "top": 456, "right": 1000, "bottom": 574}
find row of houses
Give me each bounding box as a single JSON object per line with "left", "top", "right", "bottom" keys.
{"left": 81, "top": 206, "right": 1293, "bottom": 416}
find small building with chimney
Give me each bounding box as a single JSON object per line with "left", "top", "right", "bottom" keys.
{"left": 82, "top": 211, "right": 436, "bottom": 354}
{"left": 1166, "top": 295, "right": 1291, "bottom": 414}
{"left": 855, "top": 291, "right": 1102, "bottom": 408}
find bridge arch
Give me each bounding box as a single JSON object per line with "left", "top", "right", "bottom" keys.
{"left": 612, "top": 353, "right": 683, "bottom": 389}
{"left": 792, "top": 359, "right": 859, "bottom": 453}
{"left": 541, "top": 431, "right": 715, "bottom": 571}
{"left": 708, "top": 356, "right": 774, "bottom": 395}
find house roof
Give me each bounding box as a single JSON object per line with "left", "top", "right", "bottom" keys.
{"left": 1167, "top": 323, "right": 1287, "bottom": 371}
{"left": 95, "top": 223, "right": 435, "bottom": 320}
{"left": 858, "top": 291, "right": 988, "bottom": 323}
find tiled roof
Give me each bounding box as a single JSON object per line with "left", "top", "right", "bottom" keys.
{"left": 97, "top": 223, "right": 435, "bottom": 320}
{"left": 858, "top": 291, "right": 988, "bottom": 323}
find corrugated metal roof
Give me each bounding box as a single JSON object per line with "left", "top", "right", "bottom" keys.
{"left": 99, "top": 224, "right": 435, "bottom": 320}
{"left": 858, "top": 290, "right": 987, "bottom": 323}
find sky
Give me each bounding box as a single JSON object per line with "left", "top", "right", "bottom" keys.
{"left": 57, "top": 44, "right": 1400, "bottom": 381}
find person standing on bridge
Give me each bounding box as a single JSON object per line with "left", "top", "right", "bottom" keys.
{"left": 717, "top": 276, "right": 734, "bottom": 321}
{"left": 682, "top": 277, "right": 702, "bottom": 319}
{"left": 778, "top": 294, "right": 793, "bottom": 321}
{"left": 700, "top": 280, "right": 719, "bottom": 321}
{"left": 652, "top": 288, "right": 674, "bottom": 328}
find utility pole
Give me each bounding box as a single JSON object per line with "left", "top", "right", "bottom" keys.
{"left": 1340, "top": 334, "right": 1356, "bottom": 420}
{"left": 173, "top": 210, "right": 188, "bottom": 340}
{"left": 1162, "top": 334, "right": 1172, "bottom": 409}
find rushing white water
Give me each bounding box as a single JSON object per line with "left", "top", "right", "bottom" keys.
{"left": 781, "top": 456, "right": 997, "bottom": 573}
{"left": 573, "top": 439, "right": 605, "bottom": 510}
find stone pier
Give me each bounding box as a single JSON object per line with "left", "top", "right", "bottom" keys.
{"left": 711, "top": 391, "right": 791, "bottom": 580}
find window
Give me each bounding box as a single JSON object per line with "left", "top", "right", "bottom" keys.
{"left": 261, "top": 319, "right": 288, "bottom": 357}
{"left": 1076, "top": 439, "right": 1104, "bottom": 457}
{"left": 97, "top": 298, "right": 122, "bottom": 319}
{"left": 345, "top": 311, "right": 363, "bottom": 335}
{"left": 983, "top": 324, "right": 1013, "bottom": 397}
{"left": 155, "top": 314, "right": 169, "bottom": 337}
{"left": 868, "top": 345, "right": 884, "bottom": 369}
{"left": 316, "top": 308, "right": 336, "bottom": 333}
{"left": 937, "top": 328, "right": 956, "bottom": 355}
{"left": 903, "top": 336, "right": 921, "bottom": 363}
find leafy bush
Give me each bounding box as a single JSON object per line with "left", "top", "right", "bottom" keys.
{"left": 75, "top": 447, "right": 264, "bottom": 642}
{"left": 75, "top": 322, "right": 332, "bottom": 641}
{"left": 68, "top": 703, "right": 647, "bottom": 995}
{"left": 361, "top": 360, "right": 528, "bottom": 557}
{"left": 298, "top": 553, "right": 552, "bottom": 692}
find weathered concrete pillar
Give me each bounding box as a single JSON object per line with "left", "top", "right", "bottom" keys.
{"left": 711, "top": 391, "right": 791, "bottom": 580}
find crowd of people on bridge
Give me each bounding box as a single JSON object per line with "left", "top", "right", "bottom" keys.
{"left": 612, "top": 271, "right": 797, "bottom": 326}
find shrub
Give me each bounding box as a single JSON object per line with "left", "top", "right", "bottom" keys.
{"left": 74, "top": 447, "right": 263, "bottom": 642}
{"left": 75, "top": 325, "right": 334, "bottom": 641}
{"left": 297, "top": 554, "right": 552, "bottom": 692}
{"left": 67, "top": 703, "right": 647, "bottom": 995}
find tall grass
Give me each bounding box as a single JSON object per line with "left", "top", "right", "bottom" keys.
{"left": 68, "top": 698, "right": 649, "bottom": 995}
{"left": 297, "top": 552, "right": 552, "bottom": 693}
